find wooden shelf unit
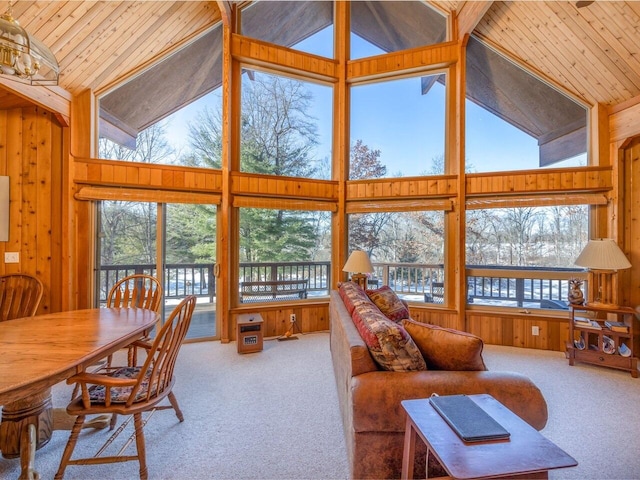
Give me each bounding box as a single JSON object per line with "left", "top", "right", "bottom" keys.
{"left": 567, "top": 304, "right": 639, "bottom": 378}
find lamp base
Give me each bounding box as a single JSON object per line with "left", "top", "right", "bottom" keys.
{"left": 350, "top": 273, "right": 368, "bottom": 289}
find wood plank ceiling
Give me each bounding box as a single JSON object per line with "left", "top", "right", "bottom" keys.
{"left": 0, "top": 1, "right": 639, "bottom": 124}
{"left": 0, "top": 0, "right": 221, "bottom": 96}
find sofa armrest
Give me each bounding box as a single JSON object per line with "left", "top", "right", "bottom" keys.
{"left": 330, "top": 291, "right": 378, "bottom": 377}
{"left": 351, "top": 370, "right": 548, "bottom": 433}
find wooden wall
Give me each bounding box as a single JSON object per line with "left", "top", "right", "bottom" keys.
{"left": 620, "top": 136, "right": 640, "bottom": 308}
{"left": 0, "top": 106, "right": 66, "bottom": 315}
{"left": 230, "top": 303, "right": 330, "bottom": 341}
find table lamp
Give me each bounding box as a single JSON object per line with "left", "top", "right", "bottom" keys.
{"left": 343, "top": 250, "right": 374, "bottom": 289}
{"left": 574, "top": 238, "right": 631, "bottom": 307}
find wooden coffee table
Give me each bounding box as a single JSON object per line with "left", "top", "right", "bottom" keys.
{"left": 401, "top": 394, "right": 577, "bottom": 479}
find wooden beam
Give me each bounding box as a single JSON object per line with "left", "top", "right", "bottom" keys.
{"left": 231, "top": 172, "right": 337, "bottom": 201}
{"left": 73, "top": 157, "right": 223, "bottom": 193}
{"left": 231, "top": 34, "right": 338, "bottom": 83}
{"left": 333, "top": 0, "right": 350, "bottom": 289}
{"left": 347, "top": 41, "right": 458, "bottom": 83}
{"left": 466, "top": 166, "right": 612, "bottom": 197}
{"left": 609, "top": 94, "right": 640, "bottom": 143}
{"left": 346, "top": 199, "right": 453, "bottom": 214}
{"left": 0, "top": 80, "right": 71, "bottom": 126}
{"left": 232, "top": 196, "right": 336, "bottom": 212}
{"left": 216, "top": 1, "right": 232, "bottom": 26}
{"left": 346, "top": 176, "right": 457, "bottom": 201}
{"left": 75, "top": 186, "right": 220, "bottom": 205}
{"left": 456, "top": 1, "right": 493, "bottom": 41}
{"left": 466, "top": 193, "right": 608, "bottom": 209}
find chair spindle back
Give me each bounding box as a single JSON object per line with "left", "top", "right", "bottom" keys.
{"left": 125, "top": 295, "right": 196, "bottom": 407}
{"left": 108, "top": 274, "right": 162, "bottom": 313}
{"left": 0, "top": 274, "right": 44, "bottom": 322}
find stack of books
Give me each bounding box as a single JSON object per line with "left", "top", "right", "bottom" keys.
{"left": 574, "top": 317, "right": 601, "bottom": 330}
{"left": 604, "top": 321, "right": 629, "bottom": 333}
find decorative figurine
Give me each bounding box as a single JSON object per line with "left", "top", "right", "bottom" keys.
{"left": 568, "top": 278, "right": 585, "bottom": 305}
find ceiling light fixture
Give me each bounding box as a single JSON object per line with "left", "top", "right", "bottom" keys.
{"left": 0, "top": 3, "right": 59, "bottom": 85}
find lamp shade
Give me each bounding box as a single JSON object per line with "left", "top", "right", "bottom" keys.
{"left": 342, "top": 250, "right": 374, "bottom": 274}
{"left": 574, "top": 239, "right": 631, "bottom": 271}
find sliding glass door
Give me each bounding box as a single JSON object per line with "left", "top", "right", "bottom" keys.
{"left": 96, "top": 201, "right": 218, "bottom": 340}
{"left": 164, "top": 203, "right": 217, "bottom": 339}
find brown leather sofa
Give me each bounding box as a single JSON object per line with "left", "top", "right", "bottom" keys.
{"left": 329, "top": 290, "right": 549, "bottom": 479}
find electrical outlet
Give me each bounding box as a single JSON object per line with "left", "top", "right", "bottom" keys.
{"left": 290, "top": 314, "right": 296, "bottom": 323}
{"left": 4, "top": 252, "right": 19, "bottom": 263}
{"left": 532, "top": 326, "right": 540, "bottom": 336}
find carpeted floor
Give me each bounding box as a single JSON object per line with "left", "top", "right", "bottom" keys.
{"left": 1, "top": 332, "right": 639, "bottom": 479}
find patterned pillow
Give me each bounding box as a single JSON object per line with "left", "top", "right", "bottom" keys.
{"left": 352, "top": 305, "right": 427, "bottom": 371}
{"left": 338, "top": 281, "right": 372, "bottom": 316}
{"left": 402, "top": 318, "right": 487, "bottom": 371}
{"left": 366, "top": 285, "right": 410, "bottom": 322}
{"left": 89, "top": 366, "right": 156, "bottom": 404}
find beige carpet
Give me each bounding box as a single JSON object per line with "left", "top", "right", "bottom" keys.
{"left": 1, "top": 333, "right": 639, "bottom": 479}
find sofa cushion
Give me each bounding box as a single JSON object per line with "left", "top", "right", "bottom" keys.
{"left": 338, "top": 281, "right": 371, "bottom": 316}
{"left": 352, "top": 305, "right": 427, "bottom": 372}
{"left": 366, "top": 285, "right": 410, "bottom": 322}
{"left": 402, "top": 318, "right": 487, "bottom": 371}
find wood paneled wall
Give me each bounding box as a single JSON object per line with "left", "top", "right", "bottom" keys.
{"left": 0, "top": 106, "right": 65, "bottom": 315}
{"left": 230, "top": 303, "right": 329, "bottom": 341}
{"left": 620, "top": 136, "right": 640, "bottom": 308}
{"left": 466, "top": 311, "right": 570, "bottom": 351}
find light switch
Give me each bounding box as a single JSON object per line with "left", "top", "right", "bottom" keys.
{"left": 4, "top": 252, "right": 19, "bottom": 263}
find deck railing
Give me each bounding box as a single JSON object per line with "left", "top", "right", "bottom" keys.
{"left": 97, "top": 263, "right": 216, "bottom": 302}
{"left": 97, "top": 261, "right": 330, "bottom": 302}
{"left": 466, "top": 265, "right": 587, "bottom": 309}
{"left": 97, "top": 262, "right": 586, "bottom": 309}
{"left": 238, "top": 261, "right": 330, "bottom": 292}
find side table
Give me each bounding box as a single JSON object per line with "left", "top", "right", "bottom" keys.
{"left": 401, "top": 394, "right": 577, "bottom": 479}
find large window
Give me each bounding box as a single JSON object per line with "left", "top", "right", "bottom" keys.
{"left": 350, "top": 74, "right": 446, "bottom": 179}
{"left": 465, "top": 36, "right": 588, "bottom": 173}
{"left": 350, "top": 1, "right": 446, "bottom": 60}
{"left": 240, "top": 71, "right": 333, "bottom": 179}
{"left": 465, "top": 205, "right": 589, "bottom": 309}
{"left": 241, "top": 1, "right": 334, "bottom": 58}
{"left": 348, "top": 211, "right": 445, "bottom": 303}
{"left": 99, "top": 24, "right": 224, "bottom": 164}
{"left": 238, "top": 208, "right": 331, "bottom": 303}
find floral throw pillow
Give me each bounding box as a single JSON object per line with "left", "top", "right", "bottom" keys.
{"left": 366, "top": 285, "right": 410, "bottom": 322}
{"left": 401, "top": 318, "right": 487, "bottom": 371}
{"left": 352, "top": 305, "right": 427, "bottom": 372}
{"left": 338, "top": 281, "right": 371, "bottom": 316}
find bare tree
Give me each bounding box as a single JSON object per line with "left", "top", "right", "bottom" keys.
{"left": 348, "top": 140, "right": 391, "bottom": 259}
{"left": 98, "top": 124, "right": 174, "bottom": 266}
{"left": 241, "top": 73, "right": 319, "bottom": 178}
{"left": 99, "top": 122, "right": 175, "bottom": 164}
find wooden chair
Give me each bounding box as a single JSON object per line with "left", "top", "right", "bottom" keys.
{"left": 108, "top": 273, "right": 162, "bottom": 312}
{"left": 55, "top": 295, "right": 197, "bottom": 480}
{"left": 107, "top": 274, "right": 163, "bottom": 366}
{"left": 71, "top": 274, "right": 163, "bottom": 411}
{"left": 0, "top": 273, "right": 44, "bottom": 322}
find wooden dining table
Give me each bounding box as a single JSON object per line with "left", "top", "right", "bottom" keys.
{"left": 0, "top": 307, "right": 159, "bottom": 480}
